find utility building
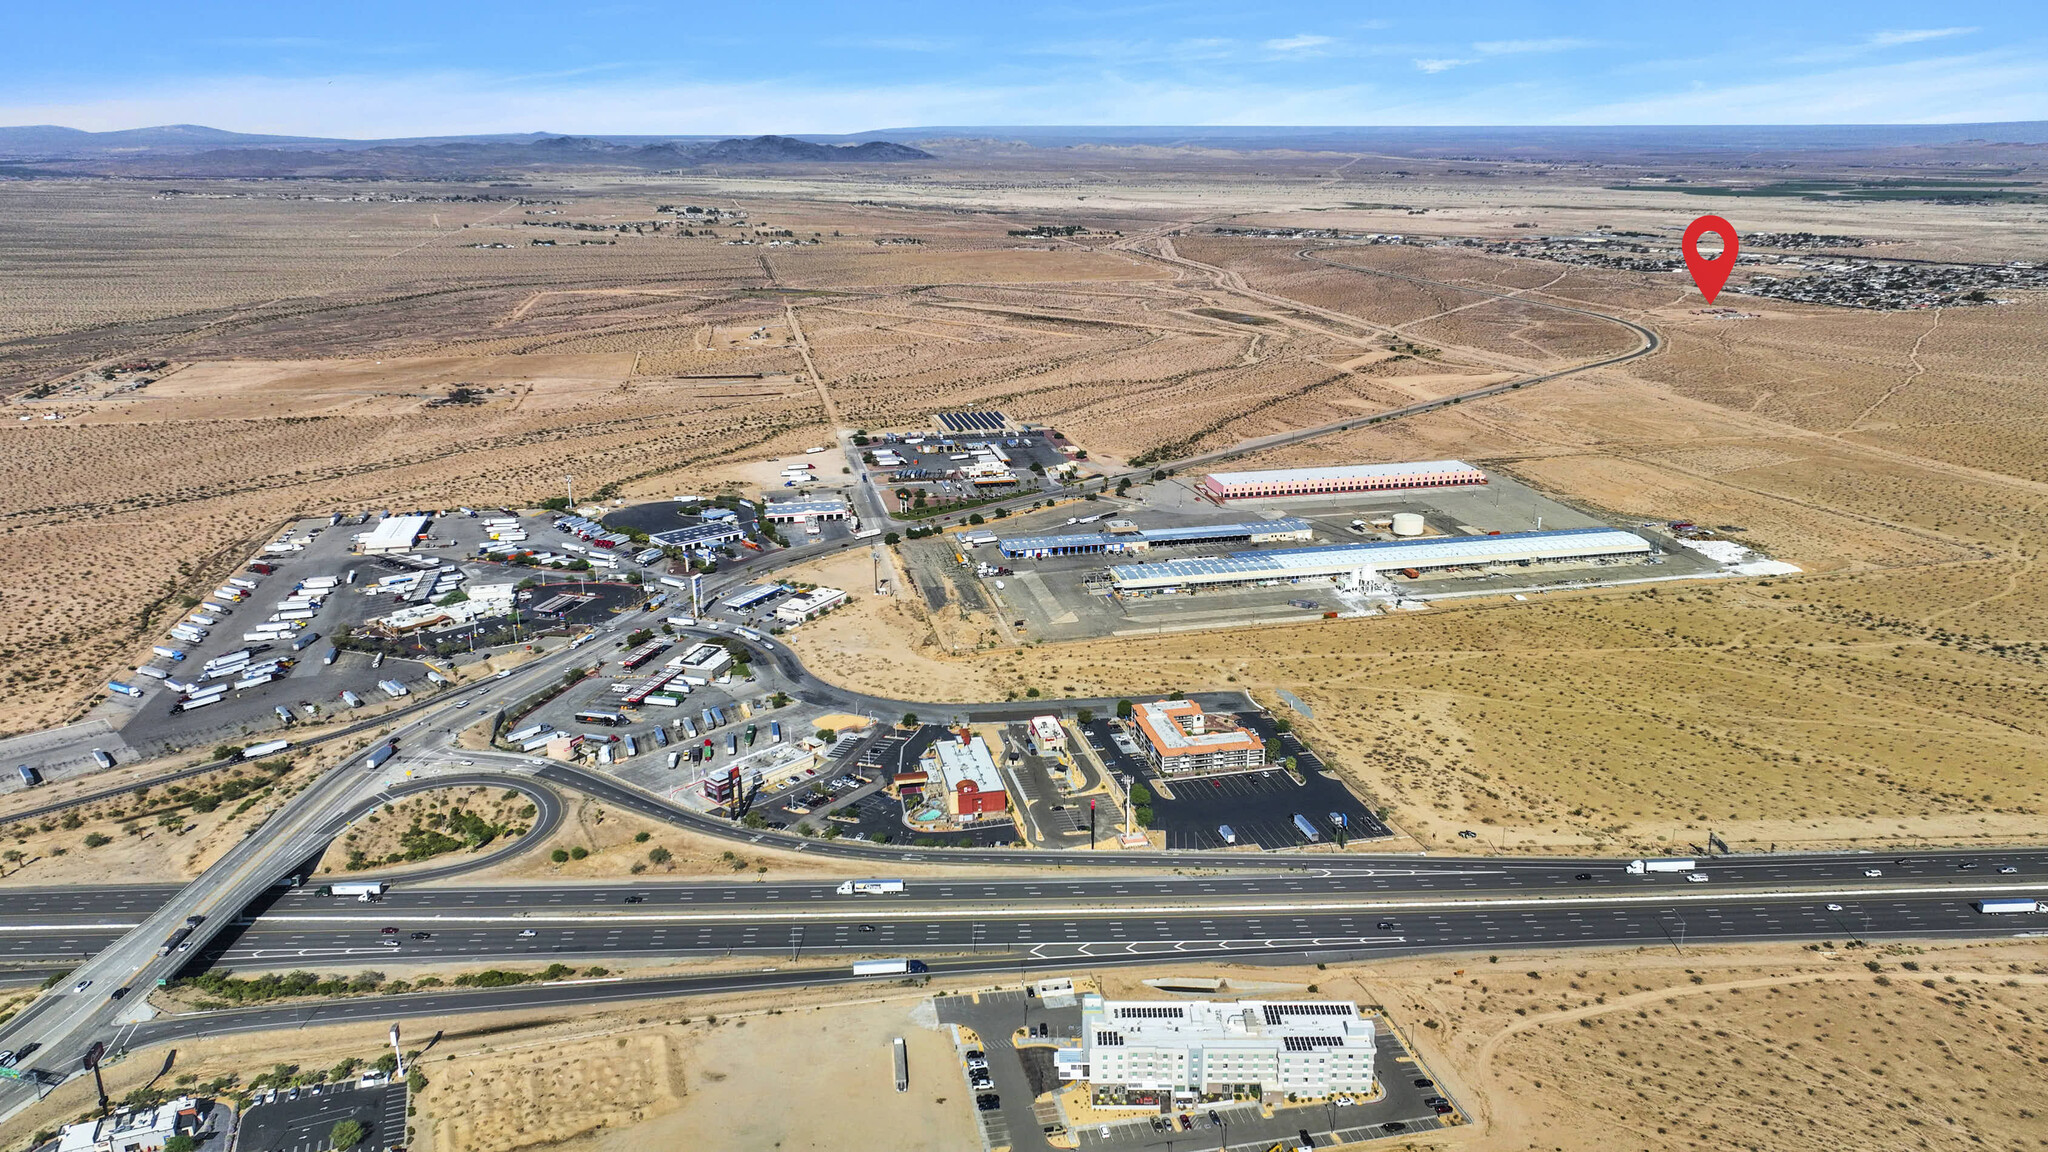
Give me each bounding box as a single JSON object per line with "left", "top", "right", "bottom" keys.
{"left": 1199, "top": 460, "right": 1486, "bottom": 502}
{"left": 1130, "top": 700, "right": 1265, "bottom": 778}
{"left": 1062, "top": 996, "right": 1376, "bottom": 1103}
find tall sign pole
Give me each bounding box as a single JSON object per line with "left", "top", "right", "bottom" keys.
{"left": 390, "top": 1024, "right": 405, "bottom": 1078}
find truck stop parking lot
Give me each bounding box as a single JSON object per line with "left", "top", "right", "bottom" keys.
{"left": 236, "top": 1080, "right": 407, "bottom": 1152}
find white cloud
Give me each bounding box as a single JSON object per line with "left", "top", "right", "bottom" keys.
{"left": 1264, "top": 34, "right": 1333, "bottom": 54}
{"left": 1413, "top": 57, "right": 1470, "bottom": 73}
{"left": 1868, "top": 27, "right": 1977, "bottom": 47}
{"left": 1472, "top": 37, "right": 1591, "bottom": 56}
{"left": 1569, "top": 48, "right": 2048, "bottom": 124}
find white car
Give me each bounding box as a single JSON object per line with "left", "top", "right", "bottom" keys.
{"left": 73, "top": 979, "right": 92, "bottom": 992}
{"left": 1685, "top": 872, "right": 1709, "bottom": 883}
{"left": 1825, "top": 903, "right": 1843, "bottom": 911}
{"left": 517, "top": 929, "right": 537, "bottom": 938}
{"left": 496, "top": 670, "right": 511, "bottom": 680}
{"left": 2000, "top": 866, "right": 2019, "bottom": 874}
{"left": 1863, "top": 868, "right": 1882, "bottom": 877}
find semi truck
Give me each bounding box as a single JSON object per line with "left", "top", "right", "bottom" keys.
{"left": 505, "top": 723, "right": 554, "bottom": 745}
{"left": 1626, "top": 858, "right": 1698, "bottom": 875}
{"left": 324, "top": 882, "right": 387, "bottom": 901}
{"left": 1974, "top": 898, "right": 2048, "bottom": 914}
{"left": 1292, "top": 814, "right": 1320, "bottom": 842}
{"left": 157, "top": 926, "right": 193, "bottom": 956}
{"left": 107, "top": 681, "right": 144, "bottom": 697}
{"left": 837, "top": 880, "right": 906, "bottom": 896}
{"left": 851, "top": 959, "right": 929, "bottom": 976}
{"left": 366, "top": 741, "right": 397, "bottom": 768}
{"left": 241, "top": 740, "right": 292, "bottom": 759}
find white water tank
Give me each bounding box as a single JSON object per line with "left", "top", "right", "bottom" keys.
{"left": 1390, "top": 513, "right": 1426, "bottom": 537}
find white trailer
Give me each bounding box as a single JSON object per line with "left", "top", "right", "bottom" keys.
{"left": 275, "top": 608, "right": 316, "bottom": 622}
{"left": 851, "top": 959, "right": 928, "bottom": 976}
{"left": 377, "top": 680, "right": 409, "bottom": 698}
{"left": 329, "top": 882, "right": 386, "bottom": 899}
{"left": 232, "top": 673, "right": 275, "bottom": 691}
{"left": 1974, "top": 898, "right": 2048, "bottom": 914}
{"left": 1626, "top": 858, "right": 1698, "bottom": 875}
{"left": 341, "top": 690, "right": 365, "bottom": 708}
{"left": 241, "top": 740, "right": 292, "bottom": 759}
{"left": 836, "top": 880, "right": 906, "bottom": 896}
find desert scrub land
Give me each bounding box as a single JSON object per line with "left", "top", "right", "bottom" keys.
{"left": 0, "top": 749, "right": 359, "bottom": 886}
{"left": 317, "top": 785, "right": 537, "bottom": 875}
{"left": 1357, "top": 939, "right": 2048, "bottom": 1152}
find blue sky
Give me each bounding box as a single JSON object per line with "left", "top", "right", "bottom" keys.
{"left": 5, "top": 1, "right": 2045, "bottom": 136}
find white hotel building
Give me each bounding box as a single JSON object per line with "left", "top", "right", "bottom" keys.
{"left": 1061, "top": 995, "right": 1377, "bottom": 1102}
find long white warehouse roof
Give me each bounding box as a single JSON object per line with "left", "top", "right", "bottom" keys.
{"left": 361, "top": 514, "right": 431, "bottom": 552}
{"left": 1108, "top": 527, "right": 1652, "bottom": 589}
{"left": 1203, "top": 460, "right": 1480, "bottom": 486}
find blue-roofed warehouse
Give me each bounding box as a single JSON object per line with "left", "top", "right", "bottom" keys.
{"left": 1105, "top": 528, "right": 1655, "bottom": 592}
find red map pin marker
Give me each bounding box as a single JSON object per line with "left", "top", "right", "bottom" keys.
{"left": 1682, "top": 215, "right": 1739, "bottom": 303}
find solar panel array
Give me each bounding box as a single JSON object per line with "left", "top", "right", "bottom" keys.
{"left": 937, "top": 410, "right": 1008, "bottom": 433}
{"left": 1281, "top": 1036, "right": 1347, "bottom": 1051}
{"left": 1263, "top": 1003, "right": 1355, "bottom": 1025}
{"left": 1115, "top": 1005, "right": 1187, "bottom": 1019}
{"left": 1095, "top": 1031, "right": 1126, "bottom": 1046}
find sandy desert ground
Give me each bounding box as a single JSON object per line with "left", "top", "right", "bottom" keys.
{"left": 0, "top": 157, "right": 2041, "bottom": 859}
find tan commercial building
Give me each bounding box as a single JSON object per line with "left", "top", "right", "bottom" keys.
{"left": 1130, "top": 700, "right": 1264, "bottom": 778}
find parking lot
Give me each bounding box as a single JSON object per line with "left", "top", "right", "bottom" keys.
{"left": 1078, "top": 717, "right": 1386, "bottom": 850}
{"left": 937, "top": 988, "right": 1456, "bottom": 1152}
{"left": 237, "top": 1079, "right": 407, "bottom": 1152}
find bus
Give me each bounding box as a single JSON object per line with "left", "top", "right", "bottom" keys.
{"left": 573, "top": 710, "right": 628, "bottom": 727}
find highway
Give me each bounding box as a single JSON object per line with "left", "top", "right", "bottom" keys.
{"left": 23, "top": 887, "right": 2045, "bottom": 1065}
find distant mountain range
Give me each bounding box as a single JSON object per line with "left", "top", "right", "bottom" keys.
{"left": 2, "top": 122, "right": 2042, "bottom": 176}
{"left": 0, "top": 127, "right": 934, "bottom": 175}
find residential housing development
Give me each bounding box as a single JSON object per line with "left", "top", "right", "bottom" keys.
{"left": 1199, "top": 460, "right": 1487, "bottom": 502}
{"left": 1060, "top": 996, "right": 1377, "bottom": 1102}
{"left": 1131, "top": 699, "right": 1266, "bottom": 777}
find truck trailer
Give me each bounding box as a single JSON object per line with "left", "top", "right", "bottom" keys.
{"left": 1626, "top": 858, "right": 1698, "bottom": 875}
{"left": 241, "top": 740, "right": 292, "bottom": 759}
{"left": 837, "top": 880, "right": 905, "bottom": 896}
{"left": 366, "top": 741, "right": 397, "bottom": 768}
{"left": 325, "top": 882, "right": 387, "bottom": 900}
{"left": 1974, "top": 898, "right": 2048, "bottom": 914}
{"left": 851, "top": 959, "right": 929, "bottom": 976}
